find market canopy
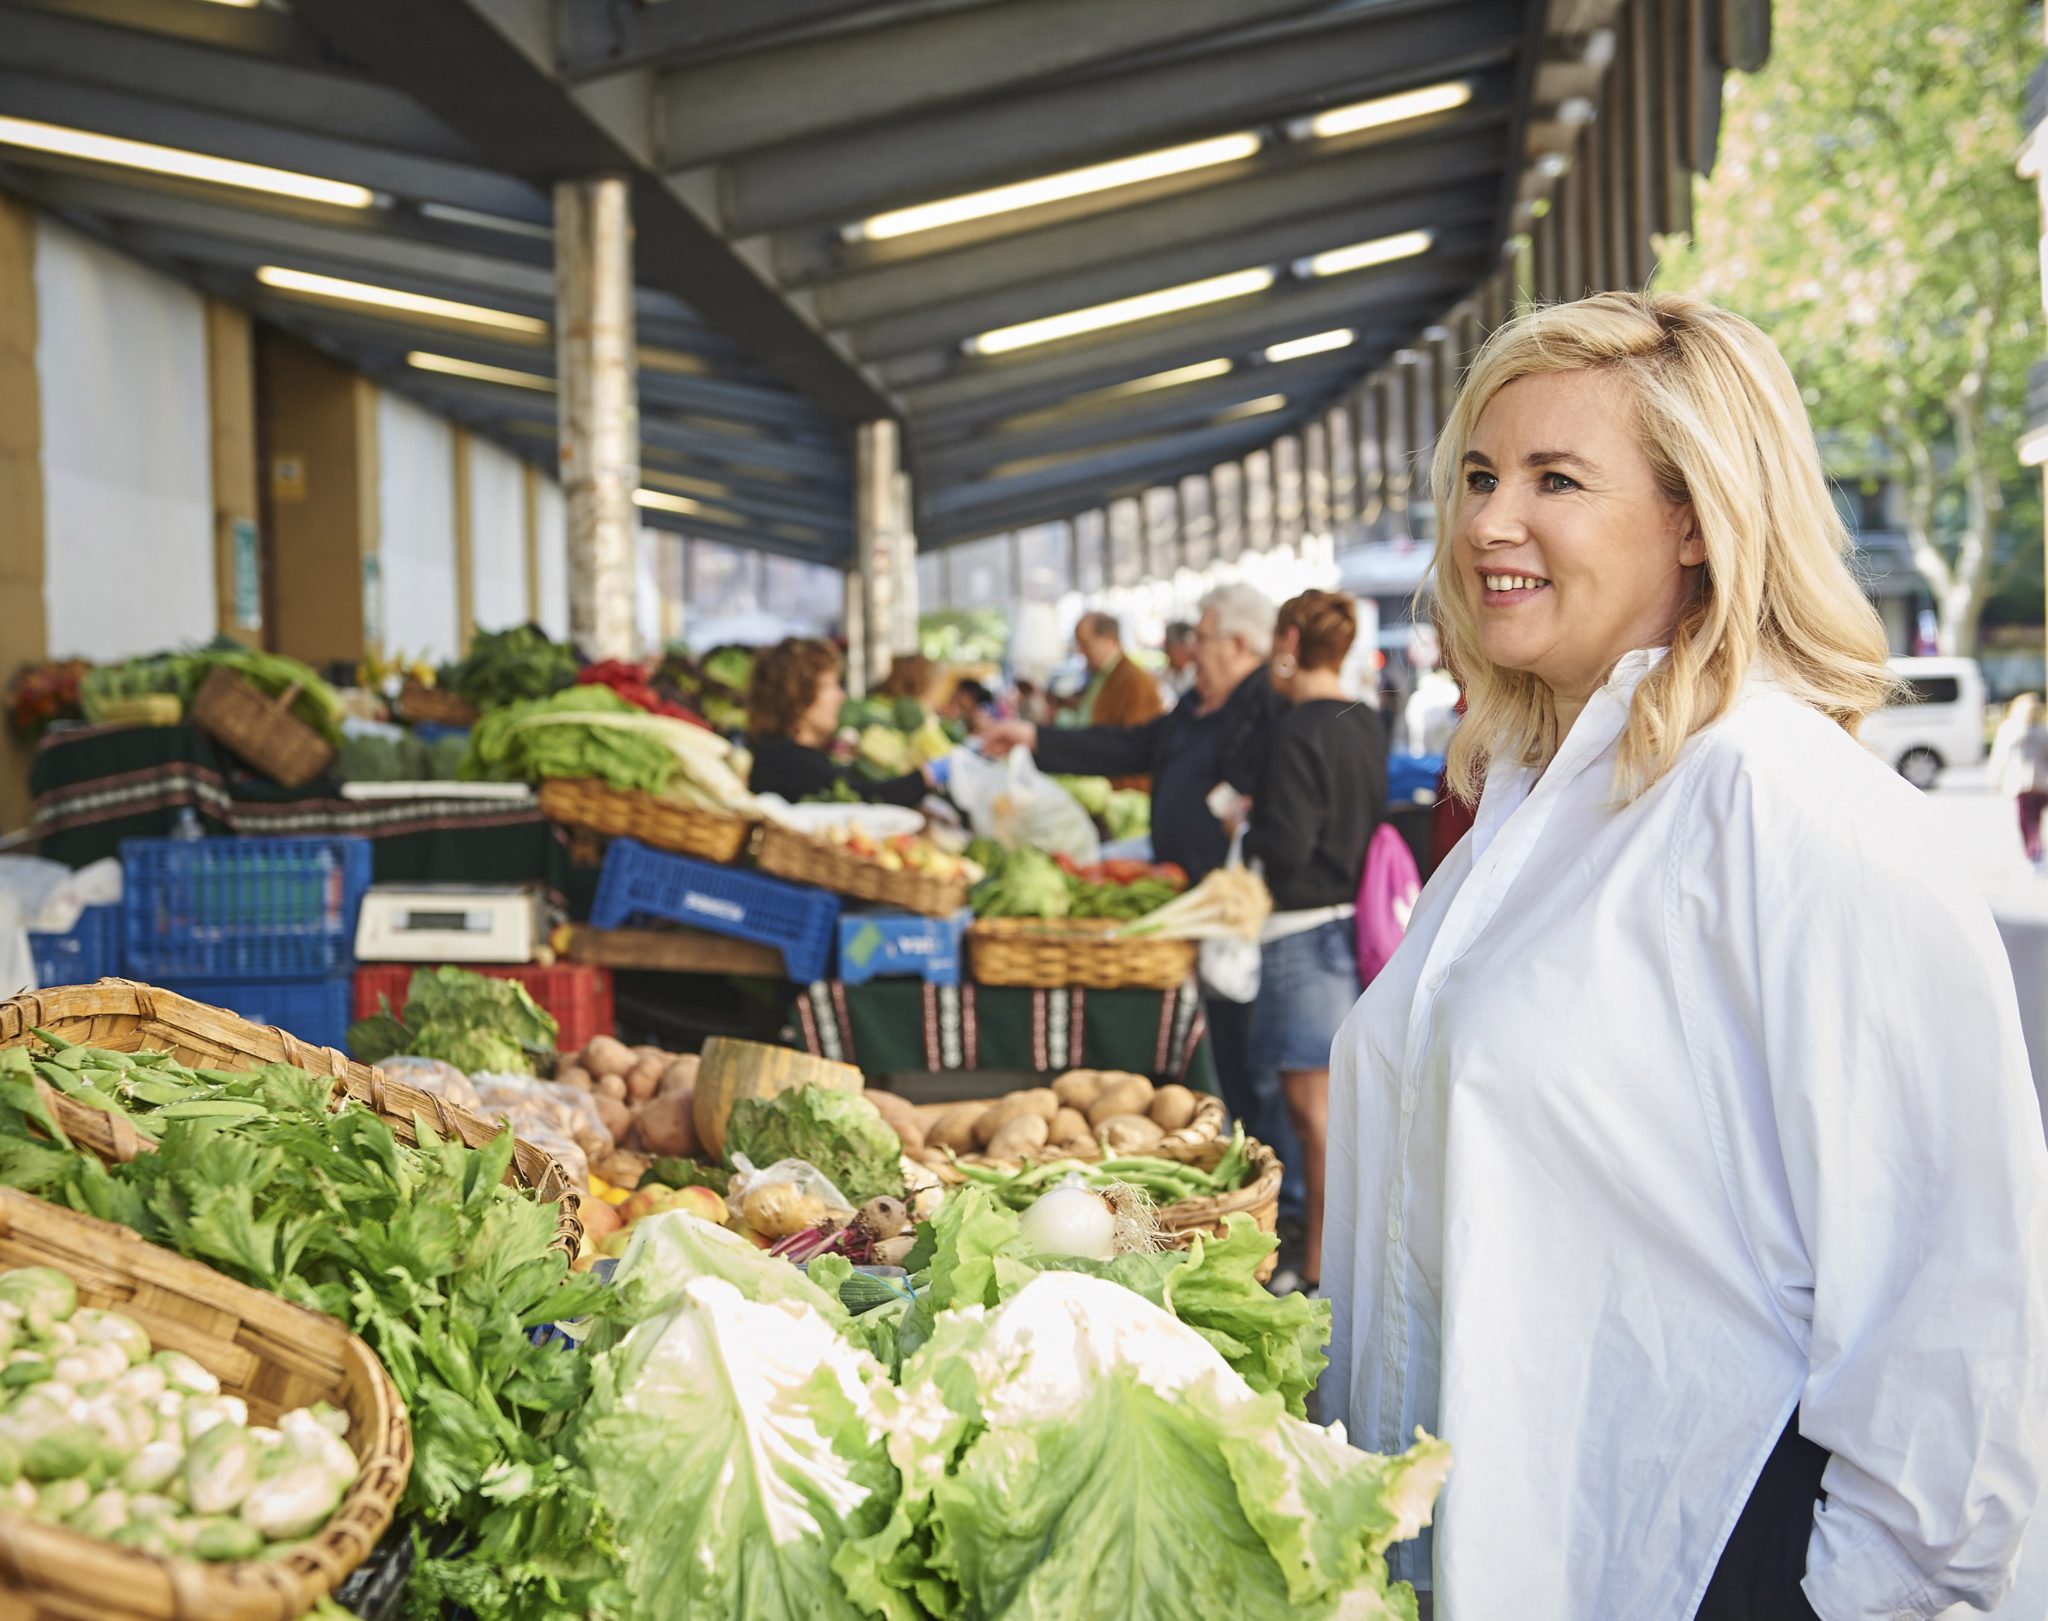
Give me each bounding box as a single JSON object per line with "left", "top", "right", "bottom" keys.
{"left": 0, "top": 0, "right": 1763, "bottom": 562}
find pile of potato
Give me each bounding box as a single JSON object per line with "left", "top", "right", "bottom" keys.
{"left": 553, "top": 1034, "right": 700, "bottom": 1184}
{"left": 860, "top": 1071, "right": 1203, "bottom": 1167}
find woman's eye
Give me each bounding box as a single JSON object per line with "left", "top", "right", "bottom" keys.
{"left": 1463, "top": 470, "right": 1497, "bottom": 494}
{"left": 1539, "top": 471, "right": 1579, "bottom": 493}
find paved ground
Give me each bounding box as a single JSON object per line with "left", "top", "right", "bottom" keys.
{"left": 1926, "top": 761, "right": 2048, "bottom": 920}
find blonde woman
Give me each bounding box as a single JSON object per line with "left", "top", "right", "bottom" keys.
{"left": 1990, "top": 693, "right": 2048, "bottom": 871}
{"left": 1323, "top": 292, "right": 2048, "bottom": 1620}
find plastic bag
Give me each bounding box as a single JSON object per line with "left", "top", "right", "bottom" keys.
{"left": 727, "top": 1154, "right": 856, "bottom": 1239}
{"left": 1197, "top": 829, "right": 1262, "bottom": 1004}
{"left": 377, "top": 1056, "right": 483, "bottom": 1114}
{"left": 468, "top": 1072, "right": 615, "bottom": 1182}
{"left": 949, "top": 747, "right": 1100, "bottom": 863}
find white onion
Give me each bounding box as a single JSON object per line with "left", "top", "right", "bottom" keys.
{"left": 1019, "top": 1185, "right": 1118, "bottom": 1261}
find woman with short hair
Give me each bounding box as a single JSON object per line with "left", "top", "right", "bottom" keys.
{"left": 1244, "top": 588, "right": 1386, "bottom": 1293}
{"left": 745, "top": 637, "right": 933, "bottom": 808}
{"left": 1324, "top": 291, "right": 2048, "bottom": 1619}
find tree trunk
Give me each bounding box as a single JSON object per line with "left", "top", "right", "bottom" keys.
{"left": 1938, "top": 356, "right": 2000, "bottom": 657}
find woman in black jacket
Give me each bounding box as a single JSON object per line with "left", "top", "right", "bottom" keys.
{"left": 1244, "top": 590, "right": 1387, "bottom": 1291}
{"left": 745, "top": 638, "right": 934, "bottom": 808}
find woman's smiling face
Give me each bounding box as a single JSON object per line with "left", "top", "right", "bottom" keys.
{"left": 1451, "top": 369, "right": 1705, "bottom": 709}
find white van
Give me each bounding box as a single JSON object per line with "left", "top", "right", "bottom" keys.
{"left": 1859, "top": 656, "right": 1986, "bottom": 789}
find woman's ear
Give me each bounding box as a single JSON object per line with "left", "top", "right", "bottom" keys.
{"left": 1675, "top": 505, "right": 1706, "bottom": 568}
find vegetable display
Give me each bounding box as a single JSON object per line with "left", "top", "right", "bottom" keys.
{"left": 439, "top": 626, "right": 579, "bottom": 712}
{"left": 0, "top": 1039, "right": 615, "bottom": 1621}
{"left": 347, "top": 964, "right": 560, "bottom": 1077}
{"left": 968, "top": 844, "right": 1184, "bottom": 921}
{"left": 576, "top": 660, "right": 707, "bottom": 725}
{"left": 0, "top": 1267, "right": 361, "bottom": 1559}
{"left": 468, "top": 685, "right": 762, "bottom": 814}
{"left": 725, "top": 1086, "right": 906, "bottom": 1204}
{"left": 1049, "top": 776, "right": 1153, "bottom": 844}
{"left": 336, "top": 729, "right": 471, "bottom": 783}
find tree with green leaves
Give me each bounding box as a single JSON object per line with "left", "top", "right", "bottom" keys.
{"left": 1660, "top": 0, "right": 2039, "bottom": 654}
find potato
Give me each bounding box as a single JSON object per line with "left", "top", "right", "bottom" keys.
{"left": 556, "top": 1065, "right": 593, "bottom": 1092}
{"left": 592, "top": 1093, "right": 632, "bottom": 1141}
{"left": 626, "top": 1058, "right": 665, "bottom": 1102}
{"left": 632, "top": 1045, "right": 669, "bottom": 1066}
{"left": 973, "top": 1088, "right": 1058, "bottom": 1147}
{"left": 1086, "top": 1076, "right": 1155, "bottom": 1128}
{"left": 632, "top": 1092, "right": 697, "bottom": 1159}
{"left": 659, "top": 1056, "right": 699, "bottom": 1097}
{"left": 581, "top": 1035, "right": 635, "bottom": 1079}
{"left": 1097, "top": 1114, "right": 1165, "bottom": 1153}
{"left": 928, "top": 1103, "right": 987, "bottom": 1154}
{"left": 1052, "top": 1070, "right": 1110, "bottom": 1110}
{"left": 1148, "top": 1084, "right": 1199, "bottom": 1132}
{"left": 910, "top": 1101, "right": 954, "bottom": 1128}
{"left": 984, "top": 1114, "right": 1050, "bottom": 1159}
{"left": 864, "top": 1090, "right": 925, "bottom": 1152}
{"left": 592, "top": 1149, "right": 648, "bottom": 1190}
{"left": 1048, "top": 1107, "right": 1091, "bottom": 1146}
{"left": 594, "top": 1072, "right": 628, "bottom": 1102}
{"left": 553, "top": 1050, "right": 582, "bottom": 1083}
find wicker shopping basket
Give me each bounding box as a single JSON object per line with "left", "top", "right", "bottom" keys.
{"left": 0, "top": 1185, "right": 410, "bottom": 1620}
{"left": 754, "top": 822, "right": 968, "bottom": 918}
{"left": 967, "top": 917, "right": 1197, "bottom": 991}
{"left": 394, "top": 678, "right": 479, "bottom": 729}
{"left": 538, "top": 778, "right": 752, "bottom": 865}
{"left": 189, "top": 670, "right": 334, "bottom": 790}
{"left": 1151, "top": 1133, "right": 1284, "bottom": 1282}
{"left": 0, "top": 982, "right": 581, "bottom": 1257}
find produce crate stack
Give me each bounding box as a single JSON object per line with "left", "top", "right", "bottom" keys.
{"left": 589, "top": 838, "right": 840, "bottom": 983}
{"left": 120, "top": 834, "right": 372, "bottom": 1051}
{"left": 352, "top": 961, "right": 615, "bottom": 1054}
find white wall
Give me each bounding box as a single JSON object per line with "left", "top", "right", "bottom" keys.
{"left": 468, "top": 437, "right": 527, "bottom": 634}
{"left": 635, "top": 527, "right": 663, "bottom": 654}
{"left": 375, "top": 391, "right": 459, "bottom": 662}
{"left": 534, "top": 477, "right": 569, "bottom": 642}
{"left": 35, "top": 219, "right": 215, "bottom": 661}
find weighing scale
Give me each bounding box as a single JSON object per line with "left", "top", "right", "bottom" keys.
{"left": 355, "top": 883, "right": 545, "bottom": 964}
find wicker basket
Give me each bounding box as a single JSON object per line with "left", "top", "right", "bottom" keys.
{"left": 0, "top": 982, "right": 580, "bottom": 1258}
{"left": 753, "top": 822, "right": 967, "bottom": 918}
{"left": 189, "top": 669, "right": 334, "bottom": 789}
{"left": 539, "top": 778, "right": 751, "bottom": 865}
{"left": 927, "top": 1087, "right": 1227, "bottom": 1174}
{"left": 0, "top": 1186, "right": 410, "bottom": 1620}
{"left": 967, "top": 917, "right": 1198, "bottom": 991}
{"left": 394, "top": 678, "right": 479, "bottom": 729}
{"left": 1152, "top": 1133, "right": 1284, "bottom": 1282}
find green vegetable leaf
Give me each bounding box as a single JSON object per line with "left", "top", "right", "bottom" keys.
{"left": 724, "top": 1088, "right": 904, "bottom": 1204}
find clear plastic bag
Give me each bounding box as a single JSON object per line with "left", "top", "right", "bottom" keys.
{"left": 378, "top": 1057, "right": 483, "bottom": 1114}
{"left": 468, "top": 1072, "right": 615, "bottom": 1178}
{"left": 949, "top": 747, "right": 1100, "bottom": 863}
{"left": 727, "top": 1154, "right": 855, "bottom": 1240}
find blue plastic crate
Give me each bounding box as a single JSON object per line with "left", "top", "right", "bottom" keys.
{"left": 123, "top": 835, "right": 372, "bottom": 981}
{"left": 837, "top": 908, "right": 969, "bottom": 987}
{"left": 159, "top": 977, "right": 353, "bottom": 1053}
{"left": 1388, "top": 752, "right": 1445, "bottom": 805}
{"left": 590, "top": 838, "right": 839, "bottom": 983}
{"left": 28, "top": 905, "right": 123, "bottom": 988}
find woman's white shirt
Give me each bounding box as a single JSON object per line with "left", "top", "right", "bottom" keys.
{"left": 1324, "top": 650, "right": 2048, "bottom": 1621}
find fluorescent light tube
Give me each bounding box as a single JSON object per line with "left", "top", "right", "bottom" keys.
{"left": 406, "top": 352, "right": 554, "bottom": 391}
{"left": 1289, "top": 82, "right": 1473, "bottom": 142}
{"left": 0, "top": 116, "right": 373, "bottom": 208}
{"left": 968, "top": 267, "right": 1275, "bottom": 356}
{"left": 1215, "top": 394, "right": 1288, "bottom": 423}
{"left": 256, "top": 266, "right": 548, "bottom": 335}
{"left": 848, "top": 132, "right": 1261, "bottom": 242}
{"left": 1296, "top": 230, "right": 1433, "bottom": 279}
{"left": 1262, "top": 328, "right": 1355, "bottom": 363}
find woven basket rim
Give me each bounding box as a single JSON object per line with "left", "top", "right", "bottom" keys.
{"left": 754, "top": 822, "right": 968, "bottom": 917}
{"left": 0, "top": 1185, "right": 410, "bottom": 1621}
{"left": 0, "top": 981, "right": 581, "bottom": 1257}
{"left": 1153, "top": 1134, "right": 1283, "bottom": 1226}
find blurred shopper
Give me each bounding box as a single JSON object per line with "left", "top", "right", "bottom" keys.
{"left": 1991, "top": 693, "right": 2048, "bottom": 871}
{"left": 746, "top": 638, "right": 937, "bottom": 808}
{"left": 1245, "top": 590, "right": 1386, "bottom": 1292}
{"left": 980, "top": 583, "right": 1296, "bottom": 1198}
{"left": 1071, "top": 612, "right": 1163, "bottom": 789}
{"left": 1159, "top": 620, "right": 1198, "bottom": 708}
{"left": 876, "top": 653, "right": 942, "bottom": 710}
{"left": 1325, "top": 290, "right": 2048, "bottom": 1619}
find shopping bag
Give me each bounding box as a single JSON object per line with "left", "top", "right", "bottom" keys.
{"left": 949, "top": 747, "right": 1101, "bottom": 864}
{"left": 1197, "top": 829, "right": 1262, "bottom": 1004}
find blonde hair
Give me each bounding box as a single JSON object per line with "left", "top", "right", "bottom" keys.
{"left": 1429, "top": 290, "right": 1892, "bottom": 803}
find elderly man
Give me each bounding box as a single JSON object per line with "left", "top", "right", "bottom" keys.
{"left": 1069, "top": 611, "right": 1162, "bottom": 789}
{"left": 1157, "top": 620, "right": 1198, "bottom": 710}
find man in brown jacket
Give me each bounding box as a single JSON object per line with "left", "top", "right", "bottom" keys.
{"left": 1073, "top": 612, "right": 1162, "bottom": 790}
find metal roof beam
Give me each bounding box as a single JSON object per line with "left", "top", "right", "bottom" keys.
{"left": 720, "top": 0, "right": 1524, "bottom": 235}
{"left": 0, "top": 0, "right": 324, "bottom": 65}
{"left": 839, "top": 185, "right": 1499, "bottom": 363}
{"left": 556, "top": 0, "right": 878, "bottom": 79}
{"left": 285, "top": 0, "right": 892, "bottom": 421}
{"left": 893, "top": 251, "right": 1487, "bottom": 414}
{"left": 654, "top": 0, "right": 1326, "bottom": 168}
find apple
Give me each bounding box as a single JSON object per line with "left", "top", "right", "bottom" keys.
{"left": 598, "top": 1229, "right": 633, "bottom": 1259}
{"left": 673, "top": 1186, "right": 728, "bottom": 1225}
{"left": 621, "top": 1185, "right": 690, "bottom": 1226}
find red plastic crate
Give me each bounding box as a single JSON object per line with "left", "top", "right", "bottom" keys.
{"left": 352, "top": 963, "right": 615, "bottom": 1056}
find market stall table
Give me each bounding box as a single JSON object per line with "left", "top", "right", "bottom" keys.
{"left": 789, "top": 976, "right": 1215, "bottom": 1091}
{"left": 29, "top": 723, "right": 571, "bottom": 899}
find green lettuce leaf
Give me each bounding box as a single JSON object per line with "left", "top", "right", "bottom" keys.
{"left": 604, "top": 1210, "right": 850, "bottom": 1341}
{"left": 838, "top": 1272, "right": 1443, "bottom": 1621}
{"left": 576, "top": 1276, "right": 902, "bottom": 1621}
{"left": 724, "top": 1088, "right": 904, "bottom": 1203}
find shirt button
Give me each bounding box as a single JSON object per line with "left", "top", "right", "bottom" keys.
{"left": 1399, "top": 1088, "right": 1416, "bottom": 1114}
{"left": 1388, "top": 1219, "right": 1404, "bottom": 1242}
{"left": 1425, "top": 970, "right": 1446, "bottom": 991}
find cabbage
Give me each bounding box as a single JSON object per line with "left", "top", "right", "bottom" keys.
{"left": 605, "top": 1210, "right": 850, "bottom": 1341}
{"left": 574, "top": 1276, "right": 900, "bottom": 1620}
{"left": 838, "top": 1273, "right": 1447, "bottom": 1621}
{"left": 724, "top": 1088, "right": 904, "bottom": 1204}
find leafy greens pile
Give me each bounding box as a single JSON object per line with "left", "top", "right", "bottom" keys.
{"left": 0, "top": 1039, "right": 619, "bottom": 1621}
{"left": 440, "top": 626, "right": 580, "bottom": 712}
{"left": 464, "top": 687, "right": 678, "bottom": 794}
{"left": 347, "top": 965, "right": 560, "bottom": 1077}
{"left": 576, "top": 1210, "right": 1445, "bottom": 1621}
{"left": 725, "top": 1087, "right": 905, "bottom": 1203}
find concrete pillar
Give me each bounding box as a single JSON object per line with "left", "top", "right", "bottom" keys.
{"left": 855, "top": 419, "right": 915, "bottom": 689}
{"left": 0, "top": 195, "right": 46, "bottom": 833}
{"left": 843, "top": 567, "right": 867, "bottom": 697}
{"left": 521, "top": 462, "right": 542, "bottom": 626}
{"left": 204, "top": 300, "right": 262, "bottom": 645}
{"left": 555, "top": 177, "right": 639, "bottom": 659}
{"left": 451, "top": 427, "right": 476, "bottom": 653}
{"left": 257, "top": 331, "right": 379, "bottom": 666}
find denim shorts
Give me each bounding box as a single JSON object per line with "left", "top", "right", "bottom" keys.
{"left": 1251, "top": 917, "right": 1362, "bottom": 1073}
